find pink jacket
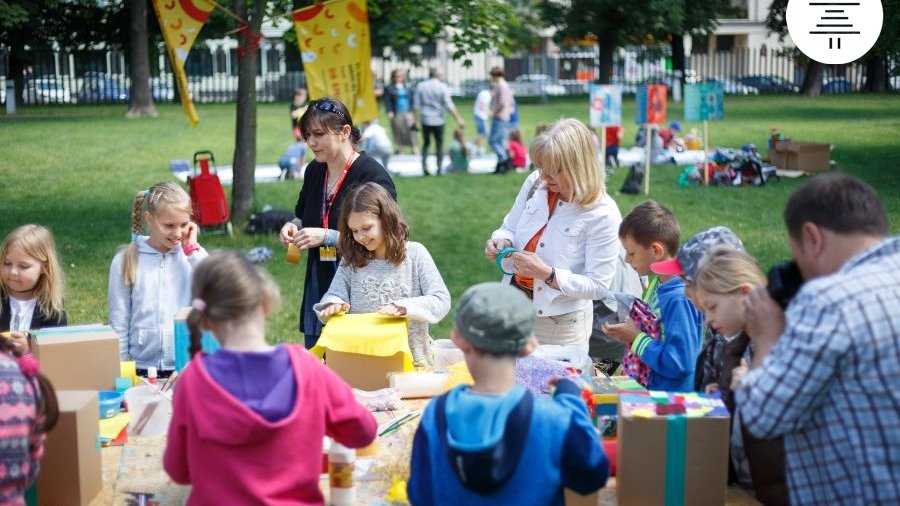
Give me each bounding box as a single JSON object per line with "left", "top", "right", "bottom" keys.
{"left": 163, "top": 345, "right": 377, "bottom": 505}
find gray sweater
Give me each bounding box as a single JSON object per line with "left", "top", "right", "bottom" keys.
{"left": 314, "top": 242, "right": 450, "bottom": 366}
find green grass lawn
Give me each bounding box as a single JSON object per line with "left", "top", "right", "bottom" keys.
{"left": 2, "top": 94, "right": 899, "bottom": 342}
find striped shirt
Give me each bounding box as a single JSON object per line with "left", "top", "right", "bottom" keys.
{"left": 736, "top": 237, "right": 900, "bottom": 505}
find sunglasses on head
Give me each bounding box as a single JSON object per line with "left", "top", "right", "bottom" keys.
{"left": 311, "top": 99, "right": 346, "bottom": 120}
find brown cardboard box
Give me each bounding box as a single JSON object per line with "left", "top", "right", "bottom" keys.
{"left": 326, "top": 350, "right": 406, "bottom": 390}
{"left": 768, "top": 141, "right": 831, "bottom": 172}
{"left": 32, "top": 325, "right": 120, "bottom": 391}
{"left": 36, "top": 390, "right": 101, "bottom": 506}
{"left": 616, "top": 393, "right": 730, "bottom": 506}
{"left": 564, "top": 488, "right": 599, "bottom": 505}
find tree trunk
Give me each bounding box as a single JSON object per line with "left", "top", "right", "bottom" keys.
{"left": 864, "top": 55, "right": 886, "bottom": 92}
{"left": 231, "top": 1, "right": 266, "bottom": 224}
{"left": 671, "top": 33, "right": 686, "bottom": 89}
{"left": 8, "top": 51, "right": 25, "bottom": 106}
{"left": 597, "top": 31, "right": 616, "bottom": 84}
{"left": 126, "top": 0, "right": 157, "bottom": 117}
{"left": 800, "top": 60, "right": 824, "bottom": 96}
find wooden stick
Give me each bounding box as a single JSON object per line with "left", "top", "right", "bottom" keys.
{"left": 644, "top": 124, "right": 651, "bottom": 195}
{"left": 703, "top": 119, "right": 710, "bottom": 185}
{"left": 201, "top": 0, "right": 248, "bottom": 26}
{"left": 599, "top": 126, "right": 607, "bottom": 176}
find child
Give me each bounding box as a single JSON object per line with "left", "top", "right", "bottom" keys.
{"left": 315, "top": 182, "right": 450, "bottom": 366}
{"left": 693, "top": 247, "right": 788, "bottom": 506}
{"left": 446, "top": 127, "right": 473, "bottom": 174}
{"left": 507, "top": 128, "right": 527, "bottom": 173}
{"left": 0, "top": 338, "right": 58, "bottom": 504}
{"left": 603, "top": 200, "right": 703, "bottom": 391}
{"left": 164, "top": 250, "right": 376, "bottom": 503}
{"left": 647, "top": 226, "right": 745, "bottom": 394}
{"left": 277, "top": 140, "right": 307, "bottom": 180}
{"left": 605, "top": 125, "right": 623, "bottom": 167}
{"left": 361, "top": 119, "right": 394, "bottom": 171}
{"left": 1, "top": 224, "right": 67, "bottom": 354}
{"left": 408, "top": 282, "right": 609, "bottom": 505}
{"left": 108, "top": 181, "right": 208, "bottom": 378}
{"left": 289, "top": 87, "right": 309, "bottom": 139}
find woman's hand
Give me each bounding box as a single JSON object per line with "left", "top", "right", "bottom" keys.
{"left": 293, "top": 227, "right": 328, "bottom": 249}
{"left": 511, "top": 251, "right": 549, "bottom": 280}
{"left": 279, "top": 222, "right": 299, "bottom": 246}
{"left": 320, "top": 302, "right": 350, "bottom": 318}
{"left": 484, "top": 238, "right": 511, "bottom": 261}
{"left": 0, "top": 331, "right": 30, "bottom": 356}
{"left": 185, "top": 221, "right": 199, "bottom": 245}
{"left": 377, "top": 303, "right": 407, "bottom": 317}
{"left": 602, "top": 319, "right": 640, "bottom": 344}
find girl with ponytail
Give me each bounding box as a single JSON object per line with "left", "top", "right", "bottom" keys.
{"left": 108, "top": 181, "right": 207, "bottom": 378}
{"left": 164, "top": 250, "right": 376, "bottom": 503}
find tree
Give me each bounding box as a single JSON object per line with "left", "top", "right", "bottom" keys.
{"left": 126, "top": 0, "right": 157, "bottom": 117}
{"left": 540, "top": 0, "right": 680, "bottom": 84}
{"left": 668, "top": 0, "right": 738, "bottom": 88}
{"left": 766, "top": 0, "right": 824, "bottom": 96}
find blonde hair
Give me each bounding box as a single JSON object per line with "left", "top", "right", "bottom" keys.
{"left": 0, "top": 224, "right": 66, "bottom": 321}
{"left": 187, "top": 250, "right": 281, "bottom": 357}
{"left": 528, "top": 118, "right": 605, "bottom": 207}
{"left": 121, "top": 181, "right": 192, "bottom": 286}
{"left": 693, "top": 247, "right": 766, "bottom": 295}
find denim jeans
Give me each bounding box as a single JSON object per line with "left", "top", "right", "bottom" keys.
{"left": 489, "top": 117, "right": 510, "bottom": 162}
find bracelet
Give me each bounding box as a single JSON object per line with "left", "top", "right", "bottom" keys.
{"left": 324, "top": 229, "right": 338, "bottom": 248}
{"left": 544, "top": 267, "right": 556, "bottom": 285}
{"left": 183, "top": 243, "right": 201, "bottom": 256}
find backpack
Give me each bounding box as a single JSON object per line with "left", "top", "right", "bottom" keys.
{"left": 245, "top": 209, "right": 295, "bottom": 234}
{"left": 620, "top": 164, "right": 644, "bottom": 194}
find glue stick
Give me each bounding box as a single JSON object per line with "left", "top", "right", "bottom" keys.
{"left": 147, "top": 366, "right": 158, "bottom": 385}
{"left": 328, "top": 441, "right": 356, "bottom": 505}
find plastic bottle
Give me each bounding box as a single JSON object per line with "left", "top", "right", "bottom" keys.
{"left": 328, "top": 441, "right": 356, "bottom": 505}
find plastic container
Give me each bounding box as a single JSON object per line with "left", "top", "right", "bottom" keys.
{"left": 329, "top": 441, "right": 356, "bottom": 506}
{"left": 98, "top": 390, "right": 124, "bottom": 419}
{"left": 124, "top": 385, "right": 172, "bottom": 437}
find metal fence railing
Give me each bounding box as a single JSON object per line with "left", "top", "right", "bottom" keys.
{"left": 2, "top": 44, "right": 896, "bottom": 106}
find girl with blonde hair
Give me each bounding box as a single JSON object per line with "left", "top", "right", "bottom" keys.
{"left": 108, "top": 181, "right": 208, "bottom": 377}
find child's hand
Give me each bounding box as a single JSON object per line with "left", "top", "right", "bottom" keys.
{"left": 730, "top": 358, "right": 750, "bottom": 390}
{"left": 321, "top": 302, "right": 350, "bottom": 318}
{"left": 602, "top": 319, "right": 640, "bottom": 343}
{"left": 0, "top": 331, "right": 30, "bottom": 356}
{"left": 377, "top": 303, "right": 407, "bottom": 317}
{"left": 280, "top": 222, "right": 299, "bottom": 246}
{"left": 185, "top": 221, "right": 199, "bottom": 245}
{"left": 704, "top": 383, "right": 720, "bottom": 395}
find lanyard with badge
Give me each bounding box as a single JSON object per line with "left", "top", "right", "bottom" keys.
{"left": 320, "top": 152, "right": 358, "bottom": 262}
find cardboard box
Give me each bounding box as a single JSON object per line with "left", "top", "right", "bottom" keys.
{"left": 616, "top": 391, "right": 730, "bottom": 506}
{"left": 32, "top": 325, "right": 120, "bottom": 391}
{"left": 564, "top": 488, "right": 599, "bottom": 506}
{"left": 326, "top": 350, "right": 406, "bottom": 390}
{"left": 768, "top": 141, "right": 831, "bottom": 172}
{"left": 36, "top": 390, "right": 101, "bottom": 506}
{"left": 174, "top": 307, "right": 221, "bottom": 371}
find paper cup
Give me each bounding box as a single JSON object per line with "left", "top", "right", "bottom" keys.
{"left": 286, "top": 243, "right": 301, "bottom": 264}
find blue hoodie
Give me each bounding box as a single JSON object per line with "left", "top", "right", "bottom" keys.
{"left": 108, "top": 236, "right": 207, "bottom": 370}
{"left": 408, "top": 380, "right": 609, "bottom": 505}
{"left": 631, "top": 276, "right": 703, "bottom": 391}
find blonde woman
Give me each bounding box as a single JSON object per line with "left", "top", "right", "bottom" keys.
{"left": 484, "top": 118, "right": 622, "bottom": 353}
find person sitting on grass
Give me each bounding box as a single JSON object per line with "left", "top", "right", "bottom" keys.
{"left": 408, "top": 282, "right": 609, "bottom": 505}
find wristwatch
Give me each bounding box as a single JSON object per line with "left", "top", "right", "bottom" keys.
{"left": 544, "top": 267, "right": 556, "bottom": 285}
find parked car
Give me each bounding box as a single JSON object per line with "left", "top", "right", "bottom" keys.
{"left": 707, "top": 76, "right": 759, "bottom": 95}
{"left": 822, "top": 78, "right": 852, "bottom": 94}
{"left": 78, "top": 72, "right": 129, "bottom": 103}
{"left": 512, "top": 74, "right": 567, "bottom": 96}
{"left": 736, "top": 74, "right": 798, "bottom": 93}
{"left": 24, "top": 77, "right": 73, "bottom": 104}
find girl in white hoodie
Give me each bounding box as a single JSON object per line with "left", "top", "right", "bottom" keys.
{"left": 108, "top": 181, "right": 208, "bottom": 377}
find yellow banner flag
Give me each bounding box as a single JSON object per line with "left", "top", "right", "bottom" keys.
{"left": 151, "top": 0, "right": 215, "bottom": 127}
{"left": 292, "top": 0, "right": 377, "bottom": 123}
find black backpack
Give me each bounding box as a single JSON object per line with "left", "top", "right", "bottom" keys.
{"left": 620, "top": 164, "right": 644, "bottom": 194}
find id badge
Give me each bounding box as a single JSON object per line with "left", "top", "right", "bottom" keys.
{"left": 319, "top": 246, "right": 337, "bottom": 262}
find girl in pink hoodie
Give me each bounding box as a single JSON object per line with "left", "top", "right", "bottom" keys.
{"left": 163, "top": 250, "right": 377, "bottom": 505}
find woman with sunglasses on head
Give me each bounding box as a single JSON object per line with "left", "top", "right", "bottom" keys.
{"left": 483, "top": 119, "right": 623, "bottom": 356}
{"left": 280, "top": 97, "right": 397, "bottom": 349}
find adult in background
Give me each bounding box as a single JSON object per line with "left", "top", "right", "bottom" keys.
{"left": 484, "top": 119, "right": 622, "bottom": 354}
{"left": 737, "top": 173, "right": 900, "bottom": 506}
{"left": 413, "top": 67, "right": 465, "bottom": 176}
{"left": 384, "top": 69, "right": 417, "bottom": 155}
{"left": 488, "top": 66, "right": 515, "bottom": 174}
{"left": 279, "top": 98, "right": 397, "bottom": 349}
